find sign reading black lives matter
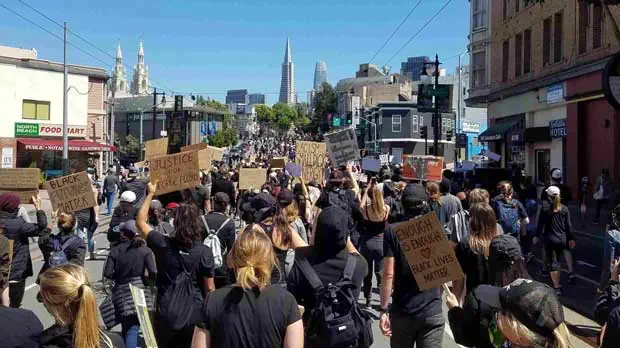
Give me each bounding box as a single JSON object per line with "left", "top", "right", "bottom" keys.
{"left": 150, "top": 151, "right": 200, "bottom": 195}
{"left": 392, "top": 212, "right": 464, "bottom": 290}
{"left": 324, "top": 128, "right": 360, "bottom": 167}
{"left": 45, "top": 172, "right": 97, "bottom": 213}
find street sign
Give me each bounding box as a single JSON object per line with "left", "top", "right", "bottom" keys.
{"left": 549, "top": 119, "right": 567, "bottom": 138}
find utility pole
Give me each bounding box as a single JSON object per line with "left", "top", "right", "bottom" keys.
{"left": 433, "top": 54, "right": 441, "bottom": 157}
{"left": 456, "top": 54, "right": 461, "bottom": 164}
{"left": 152, "top": 88, "right": 166, "bottom": 139}
{"left": 109, "top": 91, "right": 115, "bottom": 170}
{"left": 62, "top": 22, "right": 69, "bottom": 175}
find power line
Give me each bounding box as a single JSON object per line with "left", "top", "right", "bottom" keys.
{"left": 368, "top": 0, "right": 424, "bottom": 63}
{"left": 384, "top": 0, "right": 454, "bottom": 67}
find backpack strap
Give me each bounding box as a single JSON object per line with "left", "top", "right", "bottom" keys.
{"left": 297, "top": 255, "right": 324, "bottom": 292}
{"left": 200, "top": 215, "right": 211, "bottom": 235}
{"left": 60, "top": 236, "right": 77, "bottom": 251}
{"left": 214, "top": 218, "right": 232, "bottom": 236}
{"left": 342, "top": 254, "right": 357, "bottom": 282}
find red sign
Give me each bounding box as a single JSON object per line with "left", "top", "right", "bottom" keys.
{"left": 402, "top": 155, "right": 444, "bottom": 182}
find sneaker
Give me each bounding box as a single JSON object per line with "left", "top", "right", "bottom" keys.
{"left": 89, "top": 252, "right": 96, "bottom": 260}
{"left": 365, "top": 298, "right": 371, "bottom": 309}
{"left": 525, "top": 252, "right": 535, "bottom": 264}
{"left": 554, "top": 287, "right": 563, "bottom": 296}
{"left": 568, "top": 273, "right": 577, "bottom": 284}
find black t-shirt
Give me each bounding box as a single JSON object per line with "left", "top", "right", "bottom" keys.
{"left": 103, "top": 241, "right": 157, "bottom": 283}
{"left": 122, "top": 178, "right": 148, "bottom": 209}
{"left": 383, "top": 222, "right": 442, "bottom": 317}
{"left": 455, "top": 242, "right": 490, "bottom": 295}
{"left": 0, "top": 307, "right": 42, "bottom": 348}
{"left": 287, "top": 248, "right": 367, "bottom": 312}
{"left": 146, "top": 231, "right": 214, "bottom": 297}
{"left": 198, "top": 285, "right": 301, "bottom": 348}
{"left": 204, "top": 212, "right": 236, "bottom": 278}
{"left": 212, "top": 178, "right": 236, "bottom": 204}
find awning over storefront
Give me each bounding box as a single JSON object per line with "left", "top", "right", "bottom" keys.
{"left": 524, "top": 127, "right": 552, "bottom": 143}
{"left": 17, "top": 138, "right": 116, "bottom": 152}
{"left": 478, "top": 118, "right": 521, "bottom": 142}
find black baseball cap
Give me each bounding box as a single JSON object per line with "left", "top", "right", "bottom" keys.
{"left": 119, "top": 220, "right": 139, "bottom": 237}
{"left": 488, "top": 234, "right": 523, "bottom": 274}
{"left": 278, "top": 189, "right": 294, "bottom": 207}
{"left": 242, "top": 192, "right": 277, "bottom": 213}
{"left": 401, "top": 184, "right": 427, "bottom": 206}
{"left": 476, "top": 279, "right": 565, "bottom": 339}
{"left": 214, "top": 192, "right": 230, "bottom": 205}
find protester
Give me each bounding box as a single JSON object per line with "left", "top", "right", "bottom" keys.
{"left": 445, "top": 188, "right": 491, "bottom": 244}
{"left": 535, "top": 186, "right": 576, "bottom": 295}
{"left": 191, "top": 224, "right": 303, "bottom": 348}
{"left": 38, "top": 213, "right": 85, "bottom": 280}
{"left": 149, "top": 200, "right": 174, "bottom": 237}
{"left": 0, "top": 232, "right": 9, "bottom": 306}
{"left": 165, "top": 202, "right": 180, "bottom": 226}
{"left": 427, "top": 180, "right": 462, "bottom": 228}
{"left": 120, "top": 167, "right": 148, "bottom": 210}
{"left": 103, "top": 170, "right": 120, "bottom": 215}
{"left": 600, "top": 203, "right": 620, "bottom": 292}
{"left": 200, "top": 192, "right": 236, "bottom": 289}
{"left": 380, "top": 184, "right": 444, "bottom": 348}
{"left": 39, "top": 264, "right": 124, "bottom": 348}
{"left": 74, "top": 183, "right": 99, "bottom": 260}
{"left": 595, "top": 168, "right": 613, "bottom": 224}
{"left": 107, "top": 191, "right": 136, "bottom": 245}
{"left": 446, "top": 234, "right": 531, "bottom": 348}
{"left": 360, "top": 182, "right": 389, "bottom": 308}
{"left": 596, "top": 258, "right": 620, "bottom": 348}
{"left": 494, "top": 182, "right": 530, "bottom": 260}
{"left": 279, "top": 189, "right": 308, "bottom": 243}
{"left": 211, "top": 166, "right": 236, "bottom": 213}
{"left": 0, "top": 193, "right": 47, "bottom": 308}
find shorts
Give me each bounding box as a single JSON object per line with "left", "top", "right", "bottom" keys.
{"left": 544, "top": 242, "right": 567, "bottom": 272}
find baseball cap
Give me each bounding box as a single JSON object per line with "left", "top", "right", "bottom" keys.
{"left": 277, "top": 189, "right": 295, "bottom": 207}
{"left": 476, "top": 279, "right": 565, "bottom": 339}
{"left": 550, "top": 168, "right": 562, "bottom": 180}
{"left": 120, "top": 191, "right": 136, "bottom": 203}
{"left": 165, "top": 202, "right": 180, "bottom": 210}
{"left": 545, "top": 186, "right": 561, "bottom": 197}
{"left": 488, "top": 234, "right": 523, "bottom": 274}
{"left": 150, "top": 200, "right": 163, "bottom": 211}
{"left": 214, "top": 192, "right": 230, "bottom": 205}
{"left": 401, "top": 184, "right": 427, "bottom": 206}
{"left": 119, "top": 220, "right": 139, "bottom": 237}
{"left": 242, "top": 192, "right": 277, "bottom": 213}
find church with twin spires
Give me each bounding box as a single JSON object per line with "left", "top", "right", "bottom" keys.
{"left": 109, "top": 41, "right": 152, "bottom": 96}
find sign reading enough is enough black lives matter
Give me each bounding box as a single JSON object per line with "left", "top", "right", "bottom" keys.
{"left": 325, "top": 128, "right": 360, "bottom": 167}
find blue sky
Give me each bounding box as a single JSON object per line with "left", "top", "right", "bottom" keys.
{"left": 0, "top": 0, "right": 469, "bottom": 103}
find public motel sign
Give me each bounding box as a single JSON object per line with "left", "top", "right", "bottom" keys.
{"left": 15, "top": 123, "right": 87, "bottom": 138}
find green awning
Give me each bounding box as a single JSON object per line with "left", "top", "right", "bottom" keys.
{"left": 479, "top": 119, "right": 520, "bottom": 142}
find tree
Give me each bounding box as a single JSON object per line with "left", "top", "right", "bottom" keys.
{"left": 313, "top": 82, "right": 338, "bottom": 130}
{"left": 118, "top": 134, "right": 141, "bottom": 160}
{"left": 208, "top": 128, "right": 238, "bottom": 148}
{"left": 206, "top": 99, "right": 229, "bottom": 113}
{"left": 255, "top": 104, "right": 276, "bottom": 124}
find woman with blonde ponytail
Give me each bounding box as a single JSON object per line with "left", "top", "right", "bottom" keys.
{"left": 192, "top": 224, "right": 303, "bottom": 348}
{"left": 39, "top": 264, "right": 124, "bottom": 348}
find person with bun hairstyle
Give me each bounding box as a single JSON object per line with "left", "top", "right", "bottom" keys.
{"left": 39, "top": 264, "right": 124, "bottom": 348}
{"left": 191, "top": 224, "right": 303, "bottom": 348}
{"left": 38, "top": 213, "right": 86, "bottom": 280}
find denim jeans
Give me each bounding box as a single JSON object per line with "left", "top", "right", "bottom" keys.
{"left": 390, "top": 312, "right": 445, "bottom": 348}
{"left": 121, "top": 315, "right": 140, "bottom": 348}
{"left": 105, "top": 191, "right": 115, "bottom": 214}
{"left": 361, "top": 234, "right": 384, "bottom": 299}
{"left": 600, "top": 229, "right": 620, "bottom": 290}
{"left": 79, "top": 227, "right": 95, "bottom": 253}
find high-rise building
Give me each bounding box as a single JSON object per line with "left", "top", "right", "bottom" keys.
{"left": 110, "top": 43, "right": 129, "bottom": 94}
{"left": 313, "top": 61, "right": 328, "bottom": 91}
{"left": 130, "top": 41, "right": 152, "bottom": 95}
{"left": 248, "top": 93, "right": 266, "bottom": 105}
{"left": 400, "top": 56, "right": 430, "bottom": 81}
{"left": 279, "top": 38, "right": 296, "bottom": 105}
{"left": 226, "top": 89, "right": 249, "bottom": 104}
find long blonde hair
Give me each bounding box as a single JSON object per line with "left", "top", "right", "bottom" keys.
{"left": 230, "top": 224, "right": 276, "bottom": 289}
{"left": 365, "top": 185, "right": 387, "bottom": 221}
{"left": 39, "top": 264, "right": 113, "bottom": 348}
{"left": 498, "top": 312, "right": 571, "bottom": 348}
{"left": 468, "top": 203, "right": 499, "bottom": 257}
{"left": 552, "top": 194, "right": 562, "bottom": 213}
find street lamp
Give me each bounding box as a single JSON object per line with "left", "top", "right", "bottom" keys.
{"left": 358, "top": 114, "right": 377, "bottom": 155}
{"left": 137, "top": 98, "right": 166, "bottom": 160}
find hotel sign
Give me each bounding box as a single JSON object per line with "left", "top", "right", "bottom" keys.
{"left": 15, "top": 123, "right": 87, "bottom": 138}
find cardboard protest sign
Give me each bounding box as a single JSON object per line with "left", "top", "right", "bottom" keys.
{"left": 45, "top": 172, "right": 97, "bottom": 213}
{"left": 402, "top": 155, "right": 444, "bottom": 182}
{"left": 392, "top": 212, "right": 464, "bottom": 290}
{"left": 0, "top": 168, "right": 40, "bottom": 203}
{"left": 324, "top": 128, "right": 360, "bottom": 166}
{"left": 285, "top": 163, "right": 302, "bottom": 177}
{"left": 129, "top": 284, "right": 158, "bottom": 348}
{"left": 271, "top": 157, "right": 287, "bottom": 169}
{"left": 134, "top": 161, "right": 148, "bottom": 168}
{"left": 181, "top": 142, "right": 208, "bottom": 153}
{"left": 239, "top": 168, "right": 267, "bottom": 190}
{"left": 144, "top": 137, "right": 168, "bottom": 161}
{"left": 249, "top": 154, "right": 257, "bottom": 163}
{"left": 207, "top": 146, "right": 224, "bottom": 161}
{"left": 296, "top": 141, "right": 327, "bottom": 183}
{"left": 150, "top": 151, "right": 200, "bottom": 195}
{"left": 361, "top": 158, "right": 381, "bottom": 173}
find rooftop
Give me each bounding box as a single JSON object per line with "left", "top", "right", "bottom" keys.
{"left": 0, "top": 54, "right": 108, "bottom": 79}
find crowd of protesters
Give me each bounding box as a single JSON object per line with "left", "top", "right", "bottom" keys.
{"left": 0, "top": 130, "right": 619, "bottom": 348}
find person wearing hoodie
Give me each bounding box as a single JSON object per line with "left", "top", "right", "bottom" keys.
{"left": 0, "top": 193, "right": 47, "bottom": 308}
{"left": 107, "top": 191, "right": 136, "bottom": 245}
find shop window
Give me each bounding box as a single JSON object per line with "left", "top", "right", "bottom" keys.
{"left": 578, "top": 1, "right": 588, "bottom": 54}
{"left": 524, "top": 29, "right": 531, "bottom": 74}
{"left": 412, "top": 115, "right": 418, "bottom": 133}
{"left": 22, "top": 100, "right": 50, "bottom": 120}
{"left": 543, "top": 17, "right": 551, "bottom": 66}
{"left": 554, "top": 11, "right": 563, "bottom": 63}
{"left": 392, "top": 115, "right": 401, "bottom": 133}
{"left": 515, "top": 33, "right": 522, "bottom": 77}
{"left": 593, "top": 3, "right": 603, "bottom": 49}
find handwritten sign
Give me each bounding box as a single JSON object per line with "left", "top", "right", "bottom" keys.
{"left": 209, "top": 146, "right": 224, "bottom": 161}
{"left": 324, "top": 128, "right": 360, "bottom": 166}
{"left": 150, "top": 152, "right": 200, "bottom": 195}
{"left": 130, "top": 285, "right": 158, "bottom": 348}
{"left": 402, "top": 155, "right": 444, "bottom": 182}
{"left": 181, "top": 142, "right": 208, "bottom": 153}
{"left": 296, "top": 141, "right": 327, "bottom": 183}
{"left": 239, "top": 168, "right": 267, "bottom": 190}
{"left": 45, "top": 172, "right": 96, "bottom": 213}
{"left": 271, "top": 157, "right": 286, "bottom": 169}
{"left": 392, "top": 212, "right": 464, "bottom": 290}
{"left": 144, "top": 137, "right": 168, "bottom": 161}
{"left": 0, "top": 168, "right": 40, "bottom": 203}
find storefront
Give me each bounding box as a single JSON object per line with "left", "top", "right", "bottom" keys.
{"left": 478, "top": 114, "right": 525, "bottom": 168}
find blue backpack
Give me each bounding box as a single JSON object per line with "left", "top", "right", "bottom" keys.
{"left": 48, "top": 236, "right": 79, "bottom": 267}
{"left": 496, "top": 200, "right": 521, "bottom": 237}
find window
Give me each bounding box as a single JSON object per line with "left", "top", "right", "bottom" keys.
{"left": 412, "top": 115, "right": 419, "bottom": 133}
{"left": 392, "top": 115, "right": 401, "bottom": 132}
{"left": 543, "top": 17, "right": 551, "bottom": 66}
{"left": 22, "top": 100, "right": 50, "bottom": 120}
{"left": 442, "top": 119, "right": 447, "bottom": 134}
{"left": 472, "top": 0, "right": 486, "bottom": 30}
{"left": 524, "top": 29, "right": 531, "bottom": 74}
{"left": 472, "top": 51, "right": 486, "bottom": 87}
{"left": 419, "top": 116, "right": 424, "bottom": 128}
{"left": 554, "top": 12, "right": 563, "bottom": 63}
{"left": 502, "top": 40, "right": 509, "bottom": 82}
{"left": 515, "top": 33, "right": 522, "bottom": 77}
{"left": 578, "top": 1, "right": 588, "bottom": 54}
{"left": 593, "top": 3, "right": 603, "bottom": 49}
{"left": 503, "top": 0, "right": 507, "bottom": 20}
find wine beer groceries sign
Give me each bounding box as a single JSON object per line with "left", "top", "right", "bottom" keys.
{"left": 15, "top": 123, "right": 87, "bottom": 138}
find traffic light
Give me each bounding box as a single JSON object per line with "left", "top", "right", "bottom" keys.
{"left": 421, "top": 125, "right": 428, "bottom": 139}
{"left": 346, "top": 112, "right": 352, "bottom": 125}
{"left": 446, "top": 129, "right": 453, "bottom": 141}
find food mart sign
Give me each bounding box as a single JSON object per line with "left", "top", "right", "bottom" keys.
{"left": 15, "top": 123, "right": 87, "bottom": 138}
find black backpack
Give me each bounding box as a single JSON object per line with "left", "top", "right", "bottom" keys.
{"left": 324, "top": 190, "right": 352, "bottom": 214}
{"left": 158, "top": 249, "right": 204, "bottom": 330}
{"left": 298, "top": 255, "right": 373, "bottom": 348}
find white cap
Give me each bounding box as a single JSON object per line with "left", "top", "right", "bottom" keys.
{"left": 550, "top": 168, "right": 562, "bottom": 180}
{"left": 545, "top": 186, "right": 560, "bottom": 197}
{"left": 120, "top": 191, "right": 137, "bottom": 203}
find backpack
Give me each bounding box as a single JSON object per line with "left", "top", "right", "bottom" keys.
{"left": 48, "top": 236, "right": 79, "bottom": 267}
{"left": 325, "top": 190, "right": 352, "bottom": 214}
{"left": 386, "top": 195, "right": 404, "bottom": 224}
{"left": 496, "top": 199, "right": 521, "bottom": 237}
{"left": 158, "top": 250, "right": 204, "bottom": 330}
{"left": 200, "top": 215, "right": 231, "bottom": 269}
{"left": 298, "top": 255, "right": 373, "bottom": 348}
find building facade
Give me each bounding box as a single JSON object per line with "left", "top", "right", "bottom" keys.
{"left": 226, "top": 89, "right": 249, "bottom": 105}
{"left": 279, "top": 38, "right": 296, "bottom": 105}
{"left": 130, "top": 41, "right": 151, "bottom": 96}
{"left": 313, "top": 61, "right": 328, "bottom": 90}
{"left": 248, "top": 93, "right": 265, "bottom": 105}
{"left": 400, "top": 56, "right": 430, "bottom": 81}
{"left": 109, "top": 44, "right": 129, "bottom": 95}
{"left": 0, "top": 46, "right": 111, "bottom": 176}
{"left": 477, "top": 0, "right": 620, "bottom": 194}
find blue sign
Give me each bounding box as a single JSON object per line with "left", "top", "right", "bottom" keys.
{"left": 200, "top": 121, "right": 207, "bottom": 136}
{"left": 547, "top": 83, "right": 564, "bottom": 104}
{"left": 208, "top": 121, "right": 217, "bottom": 136}
{"left": 549, "top": 119, "right": 566, "bottom": 138}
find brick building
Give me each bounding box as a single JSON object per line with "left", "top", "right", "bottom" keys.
{"left": 468, "top": 0, "right": 620, "bottom": 195}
